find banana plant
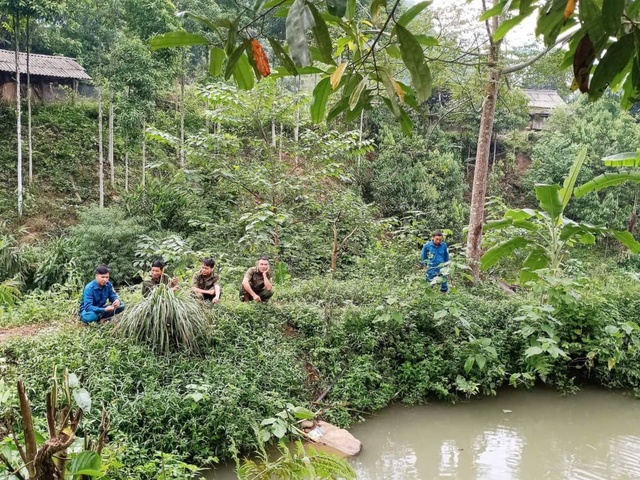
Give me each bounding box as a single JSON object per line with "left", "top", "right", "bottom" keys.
{"left": 574, "top": 150, "right": 640, "bottom": 197}
{"left": 481, "top": 148, "right": 640, "bottom": 284}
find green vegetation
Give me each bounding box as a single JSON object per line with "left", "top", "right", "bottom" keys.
{"left": 2, "top": 0, "right": 640, "bottom": 478}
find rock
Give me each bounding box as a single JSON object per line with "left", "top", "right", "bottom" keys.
{"left": 300, "top": 420, "right": 315, "bottom": 429}
{"left": 306, "top": 420, "right": 362, "bottom": 457}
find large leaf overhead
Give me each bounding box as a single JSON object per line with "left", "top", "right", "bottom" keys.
{"left": 559, "top": 147, "right": 587, "bottom": 208}
{"left": 395, "top": 24, "right": 432, "bottom": 103}
{"left": 535, "top": 184, "right": 564, "bottom": 221}
{"left": 149, "top": 31, "right": 209, "bottom": 50}
{"left": 286, "top": 0, "right": 311, "bottom": 67}
{"left": 310, "top": 77, "right": 332, "bottom": 123}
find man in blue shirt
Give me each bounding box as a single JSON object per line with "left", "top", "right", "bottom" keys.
{"left": 79, "top": 265, "right": 125, "bottom": 323}
{"left": 421, "top": 230, "right": 450, "bottom": 293}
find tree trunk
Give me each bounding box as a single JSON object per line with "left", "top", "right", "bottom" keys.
{"left": 125, "top": 151, "right": 129, "bottom": 192}
{"left": 17, "top": 381, "right": 37, "bottom": 478}
{"left": 466, "top": 4, "right": 502, "bottom": 280}
{"left": 271, "top": 119, "right": 276, "bottom": 147}
{"left": 98, "top": 87, "right": 104, "bottom": 208}
{"left": 108, "top": 92, "right": 115, "bottom": 186}
{"left": 14, "top": 17, "right": 23, "bottom": 217}
{"left": 358, "top": 109, "right": 364, "bottom": 174}
{"left": 279, "top": 123, "right": 283, "bottom": 162}
{"left": 27, "top": 17, "right": 33, "bottom": 186}
{"left": 141, "top": 123, "right": 146, "bottom": 187}
{"left": 180, "top": 74, "right": 185, "bottom": 167}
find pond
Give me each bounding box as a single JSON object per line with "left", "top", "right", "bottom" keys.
{"left": 204, "top": 388, "right": 640, "bottom": 479}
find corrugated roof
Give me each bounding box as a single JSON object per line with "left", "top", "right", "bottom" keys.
{"left": 522, "top": 89, "right": 565, "bottom": 114}
{"left": 0, "top": 49, "right": 91, "bottom": 80}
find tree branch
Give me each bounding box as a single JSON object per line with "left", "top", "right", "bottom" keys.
{"left": 500, "top": 31, "right": 574, "bottom": 74}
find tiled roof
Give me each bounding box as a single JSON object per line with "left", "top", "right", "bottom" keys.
{"left": 522, "top": 89, "right": 565, "bottom": 114}
{"left": 0, "top": 49, "right": 91, "bottom": 80}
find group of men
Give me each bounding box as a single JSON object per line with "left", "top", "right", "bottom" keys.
{"left": 79, "top": 256, "right": 274, "bottom": 324}
{"left": 79, "top": 231, "right": 450, "bottom": 324}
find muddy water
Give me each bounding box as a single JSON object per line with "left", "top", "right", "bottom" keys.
{"left": 204, "top": 388, "right": 640, "bottom": 479}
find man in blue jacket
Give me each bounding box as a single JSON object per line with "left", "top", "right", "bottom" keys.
{"left": 421, "top": 231, "right": 450, "bottom": 292}
{"left": 79, "top": 265, "right": 125, "bottom": 323}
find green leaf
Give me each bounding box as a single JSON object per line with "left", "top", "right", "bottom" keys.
{"left": 560, "top": 146, "right": 587, "bottom": 208}
{"left": 326, "top": 97, "right": 349, "bottom": 122}
{"left": 267, "top": 37, "right": 299, "bottom": 75}
{"left": 464, "top": 355, "right": 475, "bottom": 374}
{"left": 525, "top": 346, "right": 544, "bottom": 357}
{"left": 534, "top": 184, "right": 564, "bottom": 220}
{"left": 224, "top": 43, "right": 246, "bottom": 80}
{"left": 480, "top": 1, "right": 506, "bottom": 21}
{"left": 612, "top": 230, "right": 640, "bottom": 254}
{"left": 370, "top": 0, "right": 387, "bottom": 26}
{"left": 480, "top": 237, "right": 533, "bottom": 270}
{"left": 232, "top": 54, "right": 255, "bottom": 90}
{"left": 176, "top": 11, "right": 221, "bottom": 35}
{"left": 73, "top": 388, "right": 91, "bottom": 413}
{"left": 603, "top": 151, "right": 640, "bottom": 167}
{"left": 310, "top": 77, "right": 332, "bottom": 123}
{"left": 349, "top": 78, "right": 366, "bottom": 111}
{"left": 398, "top": 105, "right": 413, "bottom": 136}
{"left": 414, "top": 34, "right": 438, "bottom": 46}
{"left": 326, "top": 0, "right": 347, "bottom": 18}
{"left": 293, "top": 406, "right": 315, "bottom": 419}
{"left": 68, "top": 451, "right": 102, "bottom": 477}
{"left": 397, "top": 1, "right": 432, "bottom": 28}
{"left": 574, "top": 172, "right": 640, "bottom": 198}
{"left": 272, "top": 421, "right": 287, "bottom": 438}
{"left": 589, "top": 33, "right": 636, "bottom": 102}
{"left": 287, "top": 0, "right": 311, "bottom": 67}
{"left": 475, "top": 354, "right": 487, "bottom": 370}
{"left": 209, "top": 47, "right": 226, "bottom": 77}
{"left": 602, "top": 0, "right": 624, "bottom": 34}
{"left": 520, "top": 248, "right": 549, "bottom": 284}
{"left": 226, "top": 17, "right": 241, "bottom": 56}
{"left": 149, "top": 31, "right": 209, "bottom": 50}
{"left": 346, "top": 0, "right": 356, "bottom": 20}
{"left": 308, "top": 3, "right": 335, "bottom": 65}
{"left": 494, "top": 14, "right": 529, "bottom": 42}
{"left": 505, "top": 208, "right": 536, "bottom": 221}
{"left": 395, "top": 24, "right": 431, "bottom": 103}
{"left": 379, "top": 69, "right": 400, "bottom": 116}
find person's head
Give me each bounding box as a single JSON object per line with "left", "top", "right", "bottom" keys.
{"left": 151, "top": 260, "right": 165, "bottom": 280}
{"left": 95, "top": 265, "right": 110, "bottom": 286}
{"left": 257, "top": 256, "right": 270, "bottom": 273}
{"left": 201, "top": 258, "right": 215, "bottom": 276}
{"left": 432, "top": 230, "right": 444, "bottom": 246}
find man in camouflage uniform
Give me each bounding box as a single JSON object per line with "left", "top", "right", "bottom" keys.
{"left": 142, "top": 260, "right": 178, "bottom": 296}
{"left": 192, "top": 258, "right": 221, "bottom": 303}
{"left": 240, "top": 256, "right": 273, "bottom": 303}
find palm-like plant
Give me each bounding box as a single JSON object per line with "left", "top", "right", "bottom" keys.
{"left": 236, "top": 440, "right": 356, "bottom": 480}
{"left": 117, "top": 284, "right": 209, "bottom": 355}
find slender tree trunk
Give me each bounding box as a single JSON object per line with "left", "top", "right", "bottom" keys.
{"left": 466, "top": 6, "right": 502, "bottom": 280}
{"left": 294, "top": 77, "right": 300, "bottom": 165}
{"left": 14, "top": 18, "right": 23, "bottom": 217}
{"left": 180, "top": 73, "right": 185, "bottom": 167}
{"left": 271, "top": 119, "right": 276, "bottom": 147}
{"left": 141, "top": 123, "right": 146, "bottom": 187}
{"left": 125, "top": 151, "right": 129, "bottom": 192}
{"left": 98, "top": 87, "right": 104, "bottom": 208}
{"left": 358, "top": 109, "right": 364, "bottom": 174}
{"left": 279, "top": 123, "right": 283, "bottom": 162}
{"left": 108, "top": 92, "right": 114, "bottom": 186}
{"left": 27, "top": 17, "right": 33, "bottom": 186}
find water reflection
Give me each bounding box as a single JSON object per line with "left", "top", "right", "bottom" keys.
{"left": 204, "top": 388, "right": 640, "bottom": 479}
{"left": 348, "top": 388, "right": 640, "bottom": 480}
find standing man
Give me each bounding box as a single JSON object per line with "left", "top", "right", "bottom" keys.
{"left": 192, "top": 258, "right": 221, "bottom": 303}
{"left": 421, "top": 230, "right": 450, "bottom": 293}
{"left": 240, "top": 256, "right": 273, "bottom": 303}
{"left": 142, "top": 260, "right": 178, "bottom": 296}
{"left": 79, "top": 265, "right": 125, "bottom": 323}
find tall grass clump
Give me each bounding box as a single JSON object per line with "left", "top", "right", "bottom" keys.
{"left": 117, "top": 284, "right": 209, "bottom": 355}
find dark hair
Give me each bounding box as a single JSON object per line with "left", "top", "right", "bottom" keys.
{"left": 95, "top": 265, "right": 110, "bottom": 275}
{"left": 432, "top": 230, "right": 444, "bottom": 237}
{"left": 202, "top": 258, "right": 215, "bottom": 268}
{"left": 152, "top": 260, "right": 165, "bottom": 269}
{"left": 258, "top": 256, "right": 270, "bottom": 262}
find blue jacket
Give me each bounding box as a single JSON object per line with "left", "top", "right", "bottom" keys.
{"left": 79, "top": 280, "right": 119, "bottom": 314}
{"left": 421, "top": 241, "right": 450, "bottom": 271}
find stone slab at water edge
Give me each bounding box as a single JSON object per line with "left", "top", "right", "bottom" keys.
{"left": 304, "top": 420, "right": 362, "bottom": 457}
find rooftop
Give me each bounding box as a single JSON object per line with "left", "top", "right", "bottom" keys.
{"left": 522, "top": 89, "right": 565, "bottom": 114}
{"left": 0, "top": 49, "right": 91, "bottom": 80}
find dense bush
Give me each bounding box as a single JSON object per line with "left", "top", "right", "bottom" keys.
{"left": 70, "top": 206, "right": 145, "bottom": 285}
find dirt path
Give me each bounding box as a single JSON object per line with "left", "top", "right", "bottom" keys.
{"left": 0, "top": 324, "right": 56, "bottom": 345}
